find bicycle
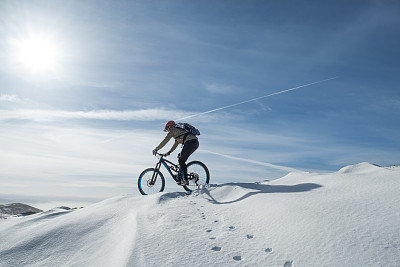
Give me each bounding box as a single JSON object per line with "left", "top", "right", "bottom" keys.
{"left": 138, "top": 152, "right": 210, "bottom": 195}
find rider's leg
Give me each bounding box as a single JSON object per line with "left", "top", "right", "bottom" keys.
{"left": 178, "top": 139, "right": 199, "bottom": 181}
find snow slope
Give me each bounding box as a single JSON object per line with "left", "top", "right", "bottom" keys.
{"left": 0, "top": 163, "right": 399, "bottom": 267}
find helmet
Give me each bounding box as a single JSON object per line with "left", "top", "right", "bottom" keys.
{"left": 164, "top": 120, "right": 175, "bottom": 132}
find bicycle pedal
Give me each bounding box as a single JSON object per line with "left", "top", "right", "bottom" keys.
{"left": 178, "top": 179, "right": 189, "bottom": 186}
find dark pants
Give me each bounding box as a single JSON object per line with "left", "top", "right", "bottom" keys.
{"left": 178, "top": 139, "right": 199, "bottom": 179}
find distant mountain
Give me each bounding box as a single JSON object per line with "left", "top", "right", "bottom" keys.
{"left": 0, "top": 203, "right": 43, "bottom": 218}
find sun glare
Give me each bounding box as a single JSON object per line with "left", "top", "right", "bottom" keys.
{"left": 13, "top": 34, "right": 60, "bottom": 74}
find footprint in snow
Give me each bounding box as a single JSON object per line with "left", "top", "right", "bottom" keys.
{"left": 233, "top": 256, "right": 242, "bottom": 261}
{"left": 228, "top": 226, "right": 235, "bottom": 231}
{"left": 206, "top": 229, "right": 212, "bottom": 233}
{"left": 265, "top": 248, "right": 273, "bottom": 253}
{"left": 211, "top": 246, "right": 221, "bottom": 251}
{"left": 284, "top": 260, "right": 294, "bottom": 267}
{"left": 246, "top": 234, "right": 254, "bottom": 239}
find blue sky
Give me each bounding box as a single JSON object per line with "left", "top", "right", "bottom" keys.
{"left": 1, "top": 0, "right": 399, "bottom": 209}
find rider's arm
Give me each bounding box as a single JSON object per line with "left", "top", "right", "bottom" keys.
{"left": 168, "top": 139, "right": 179, "bottom": 154}
{"left": 155, "top": 132, "right": 173, "bottom": 151}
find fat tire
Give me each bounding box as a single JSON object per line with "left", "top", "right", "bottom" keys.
{"left": 183, "top": 161, "right": 210, "bottom": 192}
{"left": 138, "top": 168, "right": 165, "bottom": 195}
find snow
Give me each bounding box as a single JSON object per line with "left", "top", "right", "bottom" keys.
{"left": 1, "top": 163, "right": 399, "bottom": 266}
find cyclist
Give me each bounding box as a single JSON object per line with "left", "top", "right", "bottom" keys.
{"left": 153, "top": 120, "right": 199, "bottom": 185}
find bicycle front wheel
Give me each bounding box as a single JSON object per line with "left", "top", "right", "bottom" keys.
{"left": 138, "top": 168, "right": 165, "bottom": 195}
{"left": 184, "top": 161, "right": 210, "bottom": 192}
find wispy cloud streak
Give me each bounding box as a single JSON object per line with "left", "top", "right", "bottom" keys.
{"left": 0, "top": 94, "right": 21, "bottom": 102}
{"left": 204, "top": 150, "right": 301, "bottom": 173}
{"left": 0, "top": 108, "right": 191, "bottom": 122}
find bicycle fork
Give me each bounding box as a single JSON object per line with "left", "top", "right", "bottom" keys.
{"left": 150, "top": 161, "right": 162, "bottom": 185}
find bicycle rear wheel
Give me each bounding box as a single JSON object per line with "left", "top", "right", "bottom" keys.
{"left": 183, "top": 161, "right": 210, "bottom": 192}
{"left": 138, "top": 168, "right": 165, "bottom": 195}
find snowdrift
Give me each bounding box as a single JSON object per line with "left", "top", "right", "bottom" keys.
{"left": 1, "top": 163, "right": 399, "bottom": 267}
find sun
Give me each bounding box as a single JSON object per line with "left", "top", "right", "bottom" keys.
{"left": 12, "top": 34, "right": 61, "bottom": 74}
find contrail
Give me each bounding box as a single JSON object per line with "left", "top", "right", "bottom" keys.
{"left": 204, "top": 150, "right": 301, "bottom": 173}
{"left": 176, "top": 77, "right": 338, "bottom": 121}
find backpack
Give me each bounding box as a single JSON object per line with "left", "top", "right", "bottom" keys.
{"left": 175, "top": 122, "right": 200, "bottom": 143}
{"left": 175, "top": 122, "right": 200, "bottom": 136}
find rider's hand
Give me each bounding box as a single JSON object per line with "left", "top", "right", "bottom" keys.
{"left": 165, "top": 151, "right": 171, "bottom": 156}
{"left": 152, "top": 149, "right": 158, "bottom": 156}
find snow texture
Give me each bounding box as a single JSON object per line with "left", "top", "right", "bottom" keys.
{"left": 0, "top": 162, "right": 399, "bottom": 266}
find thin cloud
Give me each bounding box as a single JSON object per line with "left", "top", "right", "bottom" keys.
{"left": 204, "top": 150, "right": 301, "bottom": 173}
{"left": 203, "top": 82, "right": 236, "bottom": 94}
{"left": 0, "top": 108, "right": 192, "bottom": 122}
{"left": 0, "top": 94, "right": 20, "bottom": 102}
{"left": 0, "top": 107, "right": 241, "bottom": 124}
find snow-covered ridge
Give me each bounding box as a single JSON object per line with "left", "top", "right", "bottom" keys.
{"left": 337, "top": 162, "right": 387, "bottom": 174}
{"left": 1, "top": 163, "right": 399, "bottom": 267}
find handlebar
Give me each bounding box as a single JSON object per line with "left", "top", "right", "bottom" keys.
{"left": 154, "top": 152, "right": 169, "bottom": 158}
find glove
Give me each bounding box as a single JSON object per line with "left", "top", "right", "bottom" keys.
{"left": 152, "top": 149, "right": 158, "bottom": 156}
{"left": 165, "top": 151, "right": 171, "bottom": 157}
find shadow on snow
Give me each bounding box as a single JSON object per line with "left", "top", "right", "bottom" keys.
{"left": 203, "top": 182, "right": 323, "bottom": 205}
{"left": 158, "top": 192, "right": 189, "bottom": 203}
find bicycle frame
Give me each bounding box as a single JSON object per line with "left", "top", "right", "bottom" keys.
{"left": 150, "top": 154, "right": 180, "bottom": 185}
